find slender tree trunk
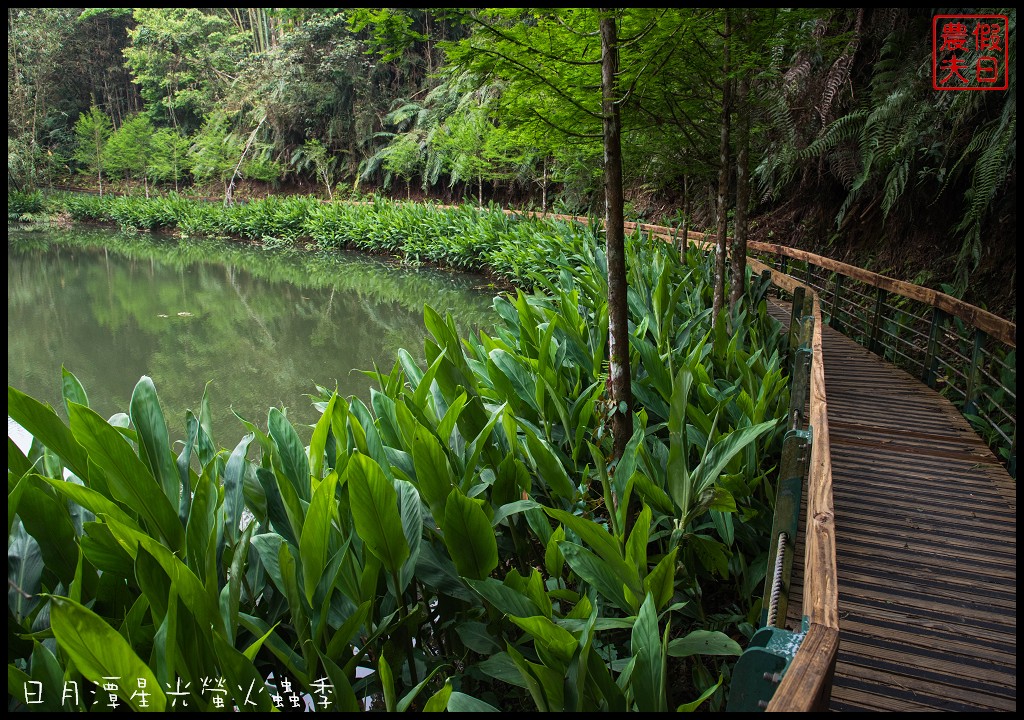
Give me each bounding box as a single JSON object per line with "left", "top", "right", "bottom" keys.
{"left": 729, "top": 70, "right": 750, "bottom": 316}
{"left": 601, "top": 10, "right": 632, "bottom": 463}
{"left": 680, "top": 173, "right": 689, "bottom": 258}
{"left": 712, "top": 10, "right": 732, "bottom": 328}
{"left": 225, "top": 117, "right": 266, "bottom": 206}
{"left": 542, "top": 157, "right": 548, "bottom": 212}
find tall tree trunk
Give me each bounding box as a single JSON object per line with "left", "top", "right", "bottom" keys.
{"left": 680, "top": 173, "right": 689, "bottom": 258}
{"left": 729, "top": 69, "right": 750, "bottom": 316}
{"left": 542, "top": 157, "right": 548, "bottom": 212}
{"left": 712, "top": 10, "right": 732, "bottom": 328}
{"left": 601, "top": 10, "right": 632, "bottom": 463}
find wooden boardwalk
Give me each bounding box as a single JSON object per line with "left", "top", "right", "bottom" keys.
{"left": 774, "top": 305, "right": 1017, "bottom": 711}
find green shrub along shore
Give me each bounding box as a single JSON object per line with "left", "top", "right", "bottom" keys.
{"left": 8, "top": 190, "right": 791, "bottom": 711}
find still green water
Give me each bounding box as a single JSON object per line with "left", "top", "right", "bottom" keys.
{"left": 8, "top": 226, "right": 497, "bottom": 444}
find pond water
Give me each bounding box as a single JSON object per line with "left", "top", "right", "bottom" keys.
{"left": 8, "top": 225, "right": 497, "bottom": 445}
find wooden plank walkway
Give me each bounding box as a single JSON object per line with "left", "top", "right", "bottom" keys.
{"left": 771, "top": 303, "right": 1017, "bottom": 712}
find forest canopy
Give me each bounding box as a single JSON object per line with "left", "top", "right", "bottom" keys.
{"left": 7, "top": 7, "right": 1016, "bottom": 312}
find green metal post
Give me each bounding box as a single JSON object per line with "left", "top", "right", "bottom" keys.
{"left": 869, "top": 286, "right": 885, "bottom": 355}
{"left": 922, "top": 307, "right": 946, "bottom": 388}
{"left": 963, "top": 329, "right": 986, "bottom": 415}
{"left": 829, "top": 274, "right": 845, "bottom": 332}
{"left": 787, "top": 286, "right": 806, "bottom": 362}
{"left": 788, "top": 316, "right": 814, "bottom": 431}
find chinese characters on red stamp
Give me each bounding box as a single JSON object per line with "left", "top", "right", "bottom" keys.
{"left": 933, "top": 14, "right": 1009, "bottom": 91}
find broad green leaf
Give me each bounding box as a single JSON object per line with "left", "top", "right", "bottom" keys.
{"left": 256, "top": 467, "right": 299, "bottom": 547}
{"left": 242, "top": 621, "right": 279, "bottom": 661}
{"left": 447, "top": 691, "right": 500, "bottom": 712}
{"left": 395, "top": 478, "right": 423, "bottom": 592}
{"left": 476, "top": 652, "right": 529, "bottom": 688}
{"left": 643, "top": 547, "right": 679, "bottom": 612}
{"left": 424, "top": 679, "right": 454, "bottom": 711}
{"left": 8, "top": 519, "right": 43, "bottom": 621}
{"left": 309, "top": 394, "right": 338, "bottom": 481}
{"left": 521, "top": 423, "right": 576, "bottom": 500}
{"left": 667, "top": 629, "right": 743, "bottom": 658}
{"left": 48, "top": 595, "right": 167, "bottom": 711}
{"left": 491, "top": 499, "right": 541, "bottom": 527}
{"left": 186, "top": 462, "right": 217, "bottom": 575}
{"left": 129, "top": 375, "right": 180, "bottom": 507}
{"left": 455, "top": 621, "right": 503, "bottom": 654}
{"left": 8, "top": 387, "right": 91, "bottom": 484}
{"left": 689, "top": 533, "right": 730, "bottom": 578}
{"left": 222, "top": 521, "right": 256, "bottom": 644}
{"left": 489, "top": 349, "right": 541, "bottom": 414}
{"left": 411, "top": 425, "right": 455, "bottom": 522}
{"left": 325, "top": 600, "right": 371, "bottom": 659}
{"left": 677, "top": 673, "right": 723, "bottom": 712}
{"left": 436, "top": 392, "right": 467, "bottom": 445}
{"left": 544, "top": 526, "right": 566, "bottom": 578}
{"left": 314, "top": 647, "right": 361, "bottom": 712}
{"left": 626, "top": 504, "right": 652, "bottom": 571}
{"left": 177, "top": 412, "right": 198, "bottom": 526}
{"left": 683, "top": 420, "right": 775, "bottom": 525}
{"left": 398, "top": 664, "right": 445, "bottom": 712}
{"left": 545, "top": 508, "right": 640, "bottom": 597}
{"left": 269, "top": 406, "right": 311, "bottom": 502}
{"left": 466, "top": 577, "right": 543, "bottom": 618}
{"left": 222, "top": 433, "right": 254, "bottom": 546}
{"left": 209, "top": 630, "right": 275, "bottom": 711}
{"left": 152, "top": 586, "right": 178, "bottom": 687}
{"left": 379, "top": 655, "right": 396, "bottom": 712}
{"left": 300, "top": 468, "right": 338, "bottom": 603}
{"left": 442, "top": 488, "right": 498, "bottom": 580}
{"left": 16, "top": 477, "right": 78, "bottom": 584}
{"left": 60, "top": 366, "right": 89, "bottom": 415}
{"left": 558, "top": 541, "right": 633, "bottom": 613}
{"left": 461, "top": 401, "right": 506, "bottom": 491}
{"left": 667, "top": 365, "right": 693, "bottom": 516}
{"left": 509, "top": 614, "right": 578, "bottom": 664}
{"left": 103, "top": 516, "right": 218, "bottom": 630}
{"left": 29, "top": 641, "right": 65, "bottom": 712}
{"left": 347, "top": 454, "right": 409, "bottom": 574}
{"left": 631, "top": 593, "right": 666, "bottom": 713}
{"left": 68, "top": 401, "right": 183, "bottom": 550}
{"left": 414, "top": 541, "right": 475, "bottom": 602}
{"left": 506, "top": 643, "right": 564, "bottom": 711}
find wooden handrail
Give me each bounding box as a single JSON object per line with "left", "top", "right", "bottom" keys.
{"left": 615, "top": 219, "right": 1015, "bottom": 346}
{"left": 747, "top": 258, "right": 840, "bottom": 711}
{"left": 747, "top": 241, "right": 1015, "bottom": 347}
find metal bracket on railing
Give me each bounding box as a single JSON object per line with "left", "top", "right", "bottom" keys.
{"left": 727, "top": 617, "right": 810, "bottom": 711}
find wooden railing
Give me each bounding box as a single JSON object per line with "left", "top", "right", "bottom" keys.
{"left": 750, "top": 261, "right": 839, "bottom": 712}
{"left": 746, "top": 240, "right": 1016, "bottom": 479}
{"left": 611, "top": 220, "right": 1014, "bottom": 710}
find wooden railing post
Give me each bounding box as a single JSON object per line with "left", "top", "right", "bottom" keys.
{"left": 829, "top": 274, "right": 844, "bottom": 332}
